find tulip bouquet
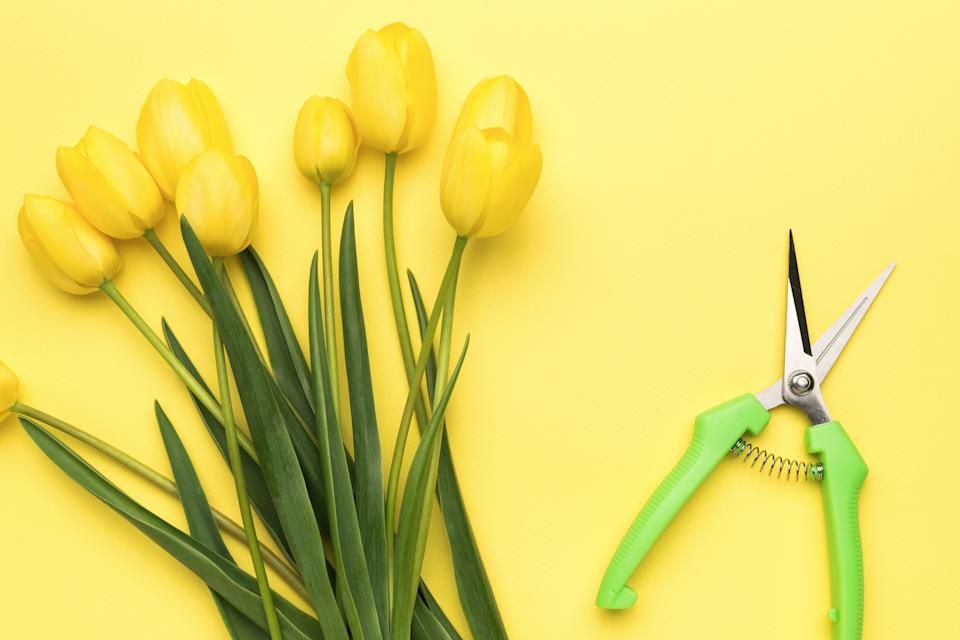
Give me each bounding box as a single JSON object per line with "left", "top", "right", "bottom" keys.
{"left": 2, "top": 22, "right": 541, "bottom": 640}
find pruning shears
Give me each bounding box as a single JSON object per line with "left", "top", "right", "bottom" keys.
{"left": 596, "top": 232, "right": 894, "bottom": 640}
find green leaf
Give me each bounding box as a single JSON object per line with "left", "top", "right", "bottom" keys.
{"left": 340, "top": 205, "right": 390, "bottom": 636}
{"left": 239, "top": 248, "right": 315, "bottom": 426}
{"left": 216, "top": 263, "right": 331, "bottom": 528}
{"left": 182, "top": 218, "right": 348, "bottom": 640}
{"left": 412, "top": 599, "right": 454, "bottom": 640}
{"left": 409, "top": 272, "right": 508, "bottom": 639}
{"left": 166, "top": 257, "right": 333, "bottom": 560}
{"left": 310, "top": 247, "right": 384, "bottom": 640}
{"left": 392, "top": 339, "right": 470, "bottom": 639}
{"left": 20, "top": 419, "right": 322, "bottom": 640}
{"left": 417, "top": 583, "right": 462, "bottom": 640}
{"left": 155, "top": 403, "right": 268, "bottom": 640}
{"left": 162, "top": 319, "right": 292, "bottom": 561}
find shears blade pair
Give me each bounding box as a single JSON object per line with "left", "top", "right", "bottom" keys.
{"left": 756, "top": 232, "right": 895, "bottom": 418}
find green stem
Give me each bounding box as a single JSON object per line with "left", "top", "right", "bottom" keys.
{"left": 319, "top": 181, "right": 340, "bottom": 419}
{"left": 212, "top": 260, "right": 282, "bottom": 640}
{"left": 143, "top": 228, "right": 211, "bottom": 317}
{"left": 384, "top": 235, "right": 468, "bottom": 582}
{"left": 432, "top": 275, "right": 458, "bottom": 410}
{"left": 382, "top": 152, "right": 419, "bottom": 392}
{"left": 99, "top": 279, "right": 259, "bottom": 463}
{"left": 11, "top": 402, "right": 308, "bottom": 601}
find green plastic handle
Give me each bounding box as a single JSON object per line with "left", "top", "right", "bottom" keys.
{"left": 596, "top": 394, "right": 770, "bottom": 609}
{"left": 806, "top": 421, "right": 868, "bottom": 640}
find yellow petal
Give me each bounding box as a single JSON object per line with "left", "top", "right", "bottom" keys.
{"left": 176, "top": 150, "right": 258, "bottom": 257}
{"left": 347, "top": 28, "right": 408, "bottom": 153}
{"left": 293, "top": 97, "right": 325, "bottom": 182}
{"left": 440, "top": 127, "right": 493, "bottom": 236}
{"left": 186, "top": 79, "right": 233, "bottom": 153}
{"left": 55, "top": 145, "right": 132, "bottom": 238}
{"left": 474, "top": 135, "right": 542, "bottom": 238}
{"left": 236, "top": 155, "right": 260, "bottom": 250}
{"left": 315, "top": 100, "right": 360, "bottom": 184}
{"left": 390, "top": 25, "right": 437, "bottom": 154}
{"left": 19, "top": 214, "right": 93, "bottom": 294}
{"left": 453, "top": 76, "right": 532, "bottom": 145}
{"left": 136, "top": 79, "right": 232, "bottom": 198}
{"left": 294, "top": 97, "right": 359, "bottom": 185}
{"left": 79, "top": 127, "right": 164, "bottom": 236}
{"left": 18, "top": 195, "right": 121, "bottom": 294}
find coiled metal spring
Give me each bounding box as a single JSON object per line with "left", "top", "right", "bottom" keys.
{"left": 730, "top": 439, "right": 824, "bottom": 481}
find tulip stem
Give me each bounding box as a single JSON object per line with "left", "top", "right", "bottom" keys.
{"left": 319, "top": 181, "right": 340, "bottom": 419}
{"left": 143, "top": 228, "right": 211, "bottom": 317}
{"left": 382, "top": 152, "right": 420, "bottom": 399}
{"left": 98, "top": 279, "right": 258, "bottom": 463}
{"left": 432, "top": 271, "right": 459, "bottom": 411}
{"left": 212, "top": 258, "right": 283, "bottom": 640}
{"left": 11, "top": 402, "right": 308, "bottom": 601}
{"left": 384, "top": 235, "right": 467, "bottom": 583}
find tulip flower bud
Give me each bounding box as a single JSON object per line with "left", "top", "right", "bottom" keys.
{"left": 346, "top": 23, "right": 437, "bottom": 154}
{"left": 440, "top": 77, "right": 543, "bottom": 238}
{"left": 56, "top": 126, "right": 165, "bottom": 239}
{"left": 0, "top": 361, "right": 18, "bottom": 422}
{"left": 18, "top": 195, "right": 122, "bottom": 294}
{"left": 451, "top": 76, "right": 533, "bottom": 144}
{"left": 294, "top": 96, "right": 360, "bottom": 186}
{"left": 176, "top": 150, "right": 259, "bottom": 257}
{"left": 137, "top": 79, "right": 233, "bottom": 199}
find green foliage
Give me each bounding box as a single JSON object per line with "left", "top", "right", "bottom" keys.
{"left": 18, "top": 205, "right": 505, "bottom": 640}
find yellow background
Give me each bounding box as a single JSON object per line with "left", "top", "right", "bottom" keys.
{"left": 0, "top": 0, "right": 957, "bottom": 637}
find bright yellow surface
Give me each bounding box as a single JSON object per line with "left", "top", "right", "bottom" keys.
{"left": 0, "top": 1, "right": 957, "bottom": 638}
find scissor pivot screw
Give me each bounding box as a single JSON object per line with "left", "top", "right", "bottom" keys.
{"left": 788, "top": 371, "right": 814, "bottom": 395}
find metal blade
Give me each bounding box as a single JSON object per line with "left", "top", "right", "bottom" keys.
{"left": 781, "top": 232, "right": 831, "bottom": 423}
{"left": 756, "top": 259, "right": 896, "bottom": 411}
{"left": 787, "top": 231, "right": 812, "bottom": 356}
{"left": 812, "top": 261, "right": 896, "bottom": 380}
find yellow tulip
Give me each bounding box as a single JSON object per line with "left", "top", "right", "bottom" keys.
{"left": 137, "top": 79, "right": 233, "bottom": 199}
{"left": 176, "top": 150, "right": 259, "bottom": 257}
{"left": 18, "top": 195, "right": 122, "bottom": 294}
{"left": 0, "top": 361, "right": 18, "bottom": 422}
{"left": 56, "top": 126, "right": 165, "bottom": 239}
{"left": 451, "top": 76, "right": 533, "bottom": 144}
{"left": 293, "top": 96, "right": 360, "bottom": 185}
{"left": 346, "top": 23, "right": 437, "bottom": 154}
{"left": 440, "top": 78, "right": 543, "bottom": 238}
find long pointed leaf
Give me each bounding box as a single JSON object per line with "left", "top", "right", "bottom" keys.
{"left": 167, "top": 258, "right": 333, "bottom": 563}
{"left": 340, "top": 206, "right": 390, "bottom": 636}
{"left": 412, "top": 601, "right": 454, "bottom": 640}
{"left": 410, "top": 272, "right": 507, "bottom": 639}
{"left": 162, "top": 319, "right": 292, "bottom": 561}
{"left": 239, "top": 248, "right": 315, "bottom": 425}
{"left": 20, "top": 419, "right": 322, "bottom": 640}
{"left": 155, "top": 404, "right": 268, "bottom": 640}
{"left": 310, "top": 248, "right": 383, "bottom": 640}
{"left": 392, "top": 340, "right": 470, "bottom": 638}
{"left": 417, "top": 583, "right": 462, "bottom": 640}
{"left": 182, "top": 218, "right": 348, "bottom": 640}
{"left": 201, "top": 264, "right": 336, "bottom": 545}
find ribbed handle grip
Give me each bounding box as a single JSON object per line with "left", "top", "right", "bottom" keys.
{"left": 596, "top": 394, "right": 770, "bottom": 609}
{"left": 806, "top": 421, "right": 868, "bottom": 640}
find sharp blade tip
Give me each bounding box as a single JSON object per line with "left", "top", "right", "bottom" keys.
{"left": 875, "top": 261, "right": 896, "bottom": 286}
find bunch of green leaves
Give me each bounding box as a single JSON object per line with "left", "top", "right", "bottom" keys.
{"left": 21, "top": 205, "right": 506, "bottom": 639}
